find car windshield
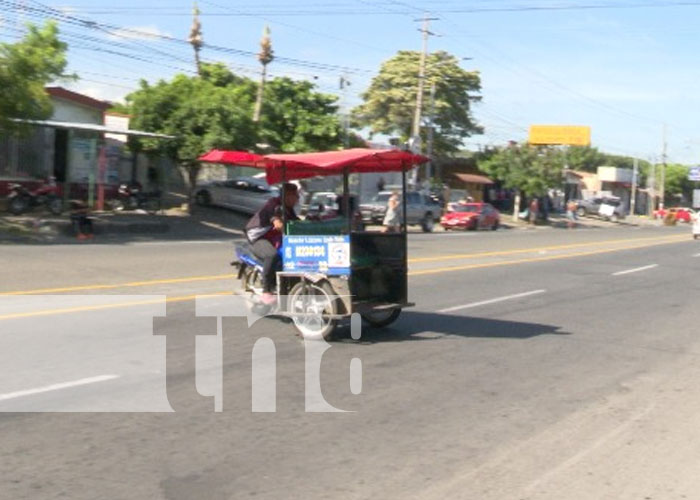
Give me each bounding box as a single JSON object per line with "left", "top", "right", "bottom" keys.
{"left": 373, "top": 193, "right": 391, "bottom": 203}
{"left": 453, "top": 204, "right": 481, "bottom": 212}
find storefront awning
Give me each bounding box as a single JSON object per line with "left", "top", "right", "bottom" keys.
{"left": 11, "top": 118, "right": 175, "bottom": 139}
{"left": 454, "top": 173, "right": 494, "bottom": 185}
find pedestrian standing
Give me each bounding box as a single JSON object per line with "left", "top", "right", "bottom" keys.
{"left": 382, "top": 191, "right": 401, "bottom": 232}
{"left": 529, "top": 198, "right": 539, "bottom": 225}
{"left": 566, "top": 199, "right": 578, "bottom": 229}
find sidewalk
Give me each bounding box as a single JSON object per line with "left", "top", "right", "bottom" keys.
{"left": 0, "top": 206, "right": 248, "bottom": 244}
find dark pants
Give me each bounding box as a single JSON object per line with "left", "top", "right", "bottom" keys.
{"left": 252, "top": 239, "right": 280, "bottom": 293}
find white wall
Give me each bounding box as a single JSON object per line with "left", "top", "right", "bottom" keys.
{"left": 51, "top": 98, "right": 103, "bottom": 124}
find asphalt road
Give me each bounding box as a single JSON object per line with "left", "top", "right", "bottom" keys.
{"left": 2, "top": 224, "right": 700, "bottom": 499}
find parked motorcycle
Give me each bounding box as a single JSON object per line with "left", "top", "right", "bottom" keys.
{"left": 109, "top": 182, "right": 162, "bottom": 214}
{"left": 7, "top": 178, "right": 63, "bottom": 215}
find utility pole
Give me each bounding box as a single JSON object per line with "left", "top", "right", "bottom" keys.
{"left": 188, "top": 2, "right": 203, "bottom": 76}
{"left": 410, "top": 15, "right": 437, "bottom": 186}
{"left": 648, "top": 161, "right": 656, "bottom": 217}
{"left": 253, "top": 25, "right": 274, "bottom": 123}
{"left": 659, "top": 124, "right": 667, "bottom": 210}
{"left": 631, "top": 157, "right": 638, "bottom": 216}
{"left": 340, "top": 75, "right": 351, "bottom": 148}
{"left": 425, "top": 80, "right": 436, "bottom": 180}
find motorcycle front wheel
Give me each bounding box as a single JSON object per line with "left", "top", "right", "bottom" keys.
{"left": 8, "top": 196, "right": 28, "bottom": 215}
{"left": 48, "top": 197, "right": 63, "bottom": 215}
{"left": 143, "top": 197, "right": 161, "bottom": 215}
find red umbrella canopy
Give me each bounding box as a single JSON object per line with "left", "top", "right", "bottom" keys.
{"left": 198, "top": 149, "right": 264, "bottom": 166}
{"left": 263, "top": 148, "right": 428, "bottom": 184}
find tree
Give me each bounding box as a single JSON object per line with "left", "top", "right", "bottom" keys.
{"left": 352, "top": 50, "right": 482, "bottom": 156}
{"left": 120, "top": 63, "right": 344, "bottom": 209}
{"left": 257, "top": 77, "right": 342, "bottom": 152}
{"left": 479, "top": 143, "right": 566, "bottom": 217}
{"left": 123, "top": 66, "right": 257, "bottom": 209}
{"left": 661, "top": 163, "right": 693, "bottom": 205}
{"left": 0, "top": 21, "right": 70, "bottom": 132}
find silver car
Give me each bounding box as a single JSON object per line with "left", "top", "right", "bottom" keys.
{"left": 195, "top": 176, "right": 279, "bottom": 214}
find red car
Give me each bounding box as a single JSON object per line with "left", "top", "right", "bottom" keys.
{"left": 441, "top": 202, "right": 500, "bottom": 231}
{"left": 654, "top": 207, "right": 695, "bottom": 223}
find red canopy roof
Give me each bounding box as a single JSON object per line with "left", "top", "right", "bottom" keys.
{"left": 197, "top": 148, "right": 428, "bottom": 184}
{"left": 198, "top": 149, "right": 264, "bottom": 165}
{"left": 263, "top": 148, "right": 428, "bottom": 184}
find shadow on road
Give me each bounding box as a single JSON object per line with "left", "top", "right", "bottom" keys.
{"left": 339, "top": 310, "right": 570, "bottom": 344}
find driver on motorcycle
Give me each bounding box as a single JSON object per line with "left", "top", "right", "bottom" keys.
{"left": 245, "top": 183, "right": 299, "bottom": 305}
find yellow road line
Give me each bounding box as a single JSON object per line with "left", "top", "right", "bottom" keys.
{"left": 0, "top": 234, "right": 688, "bottom": 296}
{"left": 408, "top": 235, "right": 688, "bottom": 276}
{"left": 407, "top": 234, "right": 685, "bottom": 263}
{"left": 0, "top": 292, "right": 232, "bottom": 321}
{"left": 0, "top": 274, "right": 236, "bottom": 296}
{"left": 0, "top": 234, "right": 691, "bottom": 321}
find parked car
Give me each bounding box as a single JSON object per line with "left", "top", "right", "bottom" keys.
{"left": 654, "top": 207, "right": 695, "bottom": 223}
{"left": 574, "top": 197, "right": 626, "bottom": 221}
{"left": 195, "top": 176, "right": 279, "bottom": 214}
{"left": 304, "top": 191, "right": 338, "bottom": 220}
{"left": 360, "top": 190, "right": 441, "bottom": 232}
{"left": 441, "top": 202, "right": 500, "bottom": 231}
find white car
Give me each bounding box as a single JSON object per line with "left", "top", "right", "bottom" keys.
{"left": 195, "top": 176, "right": 279, "bottom": 214}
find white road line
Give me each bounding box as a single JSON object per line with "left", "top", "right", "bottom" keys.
{"left": 612, "top": 264, "right": 658, "bottom": 276}
{"left": 0, "top": 374, "right": 119, "bottom": 402}
{"left": 437, "top": 289, "right": 547, "bottom": 313}
{"left": 693, "top": 253, "right": 700, "bottom": 258}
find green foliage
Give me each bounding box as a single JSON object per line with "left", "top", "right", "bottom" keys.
{"left": 479, "top": 143, "right": 566, "bottom": 197}
{"left": 0, "top": 21, "right": 70, "bottom": 132}
{"left": 122, "top": 63, "right": 343, "bottom": 162}
{"left": 661, "top": 163, "right": 693, "bottom": 203}
{"left": 352, "top": 50, "right": 482, "bottom": 155}
{"left": 258, "top": 77, "right": 341, "bottom": 152}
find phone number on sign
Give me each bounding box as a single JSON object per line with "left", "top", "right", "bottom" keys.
{"left": 294, "top": 245, "right": 326, "bottom": 258}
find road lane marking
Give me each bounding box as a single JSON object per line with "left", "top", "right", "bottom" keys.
{"left": 0, "top": 274, "right": 236, "bottom": 296}
{"left": 612, "top": 264, "right": 658, "bottom": 276}
{"left": 409, "top": 236, "right": 687, "bottom": 277}
{"left": 438, "top": 290, "right": 546, "bottom": 313}
{"left": 693, "top": 253, "right": 700, "bottom": 257}
{"left": 0, "top": 292, "right": 232, "bottom": 321}
{"left": 0, "top": 374, "right": 119, "bottom": 402}
{"left": 0, "top": 234, "right": 688, "bottom": 296}
{"left": 408, "top": 234, "right": 685, "bottom": 263}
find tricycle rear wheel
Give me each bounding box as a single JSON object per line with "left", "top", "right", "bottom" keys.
{"left": 361, "top": 308, "right": 401, "bottom": 328}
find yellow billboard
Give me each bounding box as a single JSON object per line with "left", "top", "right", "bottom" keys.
{"left": 528, "top": 125, "right": 591, "bottom": 146}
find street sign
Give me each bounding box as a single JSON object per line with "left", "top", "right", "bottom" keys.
{"left": 283, "top": 235, "right": 351, "bottom": 275}
{"left": 693, "top": 189, "right": 700, "bottom": 209}
{"left": 529, "top": 125, "right": 591, "bottom": 146}
{"left": 688, "top": 166, "right": 700, "bottom": 182}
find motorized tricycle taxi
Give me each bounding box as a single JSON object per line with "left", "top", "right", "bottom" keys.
{"left": 199, "top": 148, "right": 429, "bottom": 340}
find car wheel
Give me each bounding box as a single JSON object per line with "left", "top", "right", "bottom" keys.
{"left": 196, "top": 190, "right": 211, "bottom": 207}
{"left": 421, "top": 213, "right": 434, "bottom": 232}
{"left": 610, "top": 213, "right": 619, "bottom": 223}
{"left": 576, "top": 207, "right": 586, "bottom": 218}
{"left": 491, "top": 221, "right": 499, "bottom": 231}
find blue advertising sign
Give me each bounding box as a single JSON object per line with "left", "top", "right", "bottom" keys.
{"left": 689, "top": 166, "right": 700, "bottom": 181}
{"left": 283, "top": 235, "right": 351, "bottom": 275}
